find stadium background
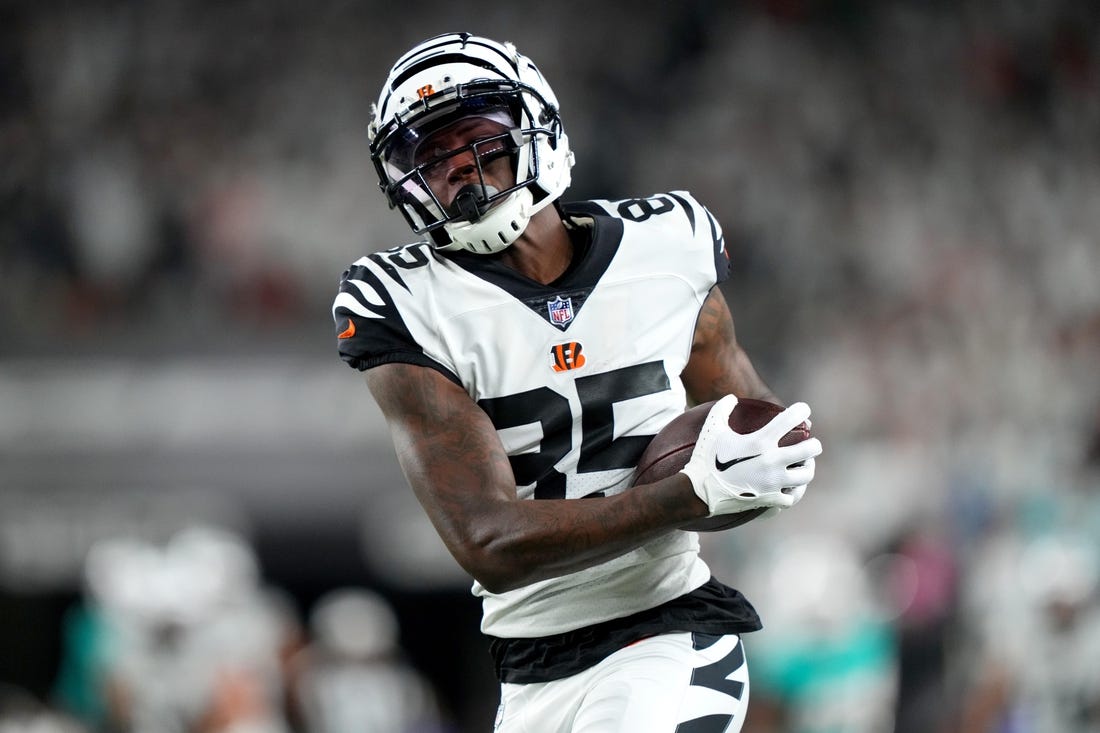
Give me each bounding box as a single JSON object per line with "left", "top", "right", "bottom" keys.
{"left": 2, "top": 1, "right": 1099, "bottom": 731}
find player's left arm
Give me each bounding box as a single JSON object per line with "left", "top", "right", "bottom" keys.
{"left": 681, "top": 286, "right": 782, "bottom": 406}
{"left": 682, "top": 286, "right": 820, "bottom": 513}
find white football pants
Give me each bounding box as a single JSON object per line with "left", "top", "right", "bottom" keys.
{"left": 493, "top": 632, "right": 749, "bottom": 733}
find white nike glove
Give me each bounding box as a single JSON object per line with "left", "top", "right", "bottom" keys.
{"left": 760, "top": 464, "right": 812, "bottom": 518}
{"left": 680, "top": 395, "right": 822, "bottom": 517}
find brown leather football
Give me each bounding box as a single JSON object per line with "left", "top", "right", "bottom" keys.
{"left": 633, "top": 398, "right": 811, "bottom": 532}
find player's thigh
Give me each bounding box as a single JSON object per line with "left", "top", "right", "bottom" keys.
{"left": 574, "top": 632, "right": 750, "bottom": 733}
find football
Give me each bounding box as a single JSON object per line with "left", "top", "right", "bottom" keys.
{"left": 633, "top": 398, "right": 812, "bottom": 532}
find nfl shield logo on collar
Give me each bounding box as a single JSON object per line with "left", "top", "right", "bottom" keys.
{"left": 547, "top": 296, "right": 574, "bottom": 326}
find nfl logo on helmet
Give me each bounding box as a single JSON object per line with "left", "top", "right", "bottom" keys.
{"left": 547, "top": 296, "right": 574, "bottom": 326}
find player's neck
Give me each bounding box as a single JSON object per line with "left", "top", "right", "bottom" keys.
{"left": 498, "top": 206, "right": 573, "bottom": 285}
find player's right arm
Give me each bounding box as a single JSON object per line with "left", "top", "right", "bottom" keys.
{"left": 366, "top": 361, "right": 709, "bottom": 594}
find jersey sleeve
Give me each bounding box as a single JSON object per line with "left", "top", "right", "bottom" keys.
{"left": 666, "top": 190, "right": 731, "bottom": 288}
{"left": 332, "top": 258, "right": 461, "bottom": 384}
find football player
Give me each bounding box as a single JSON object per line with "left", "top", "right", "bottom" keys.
{"left": 333, "top": 33, "right": 822, "bottom": 732}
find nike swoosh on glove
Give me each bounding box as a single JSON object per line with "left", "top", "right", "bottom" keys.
{"left": 680, "top": 395, "right": 822, "bottom": 517}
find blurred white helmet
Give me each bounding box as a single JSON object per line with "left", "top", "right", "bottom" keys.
{"left": 84, "top": 526, "right": 259, "bottom": 626}
{"left": 764, "top": 535, "right": 872, "bottom": 634}
{"left": 369, "top": 32, "right": 574, "bottom": 254}
{"left": 1019, "top": 534, "right": 1098, "bottom": 607}
{"left": 310, "top": 587, "right": 399, "bottom": 659}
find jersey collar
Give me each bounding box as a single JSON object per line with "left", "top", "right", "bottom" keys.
{"left": 442, "top": 201, "right": 624, "bottom": 331}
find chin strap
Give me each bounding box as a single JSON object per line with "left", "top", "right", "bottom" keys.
{"left": 450, "top": 183, "right": 498, "bottom": 222}
{"left": 442, "top": 187, "right": 534, "bottom": 254}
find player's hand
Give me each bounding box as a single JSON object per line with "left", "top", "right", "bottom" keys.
{"left": 760, "top": 465, "right": 812, "bottom": 518}
{"left": 680, "top": 395, "right": 822, "bottom": 516}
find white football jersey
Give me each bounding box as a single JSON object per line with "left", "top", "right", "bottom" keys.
{"left": 334, "top": 191, "right": 731, "bottom": 638}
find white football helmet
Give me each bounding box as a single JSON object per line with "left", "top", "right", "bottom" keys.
{"left": 369, "top": 33, "right": 574, "bottom": 254}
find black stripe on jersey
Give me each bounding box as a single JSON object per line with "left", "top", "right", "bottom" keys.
{"left": 668, "top": 192, "right": 697, "bottom": 235}
{"left": 339, "top": 263, "right": 393, "bottom": 317}
{"left": 704, "top": 207, "right": 723, "bottom": 257}
{"left": 367, "top": 242, "right": 435, "bottom": 292}
{"left": 335, "top": 264, "right": 462, "bottom": 386}
{"left": 675, "top": 715, "right": 734, "bottom": 733}
{"left": 704, "top": 207, "right": 731, "bottom": 284}
{"left": 708, "top": 208, "right": 726, "bottom": 256}
{"left": 366, "top": 253, "right": 409, "bottom": 292}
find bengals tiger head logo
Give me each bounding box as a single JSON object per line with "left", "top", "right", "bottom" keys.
{"left": 551, "top": 341, "right": 586, "bottom": 372}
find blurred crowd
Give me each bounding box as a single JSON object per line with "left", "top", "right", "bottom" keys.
{"left": 3, "top": 525, "right": 445, "bottom": 733}
{"left": 3, "top": 520, "right": 1100, "bottom": 733}
{"left": 3, "top": 0, "right": 1100, "bottom": 731}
